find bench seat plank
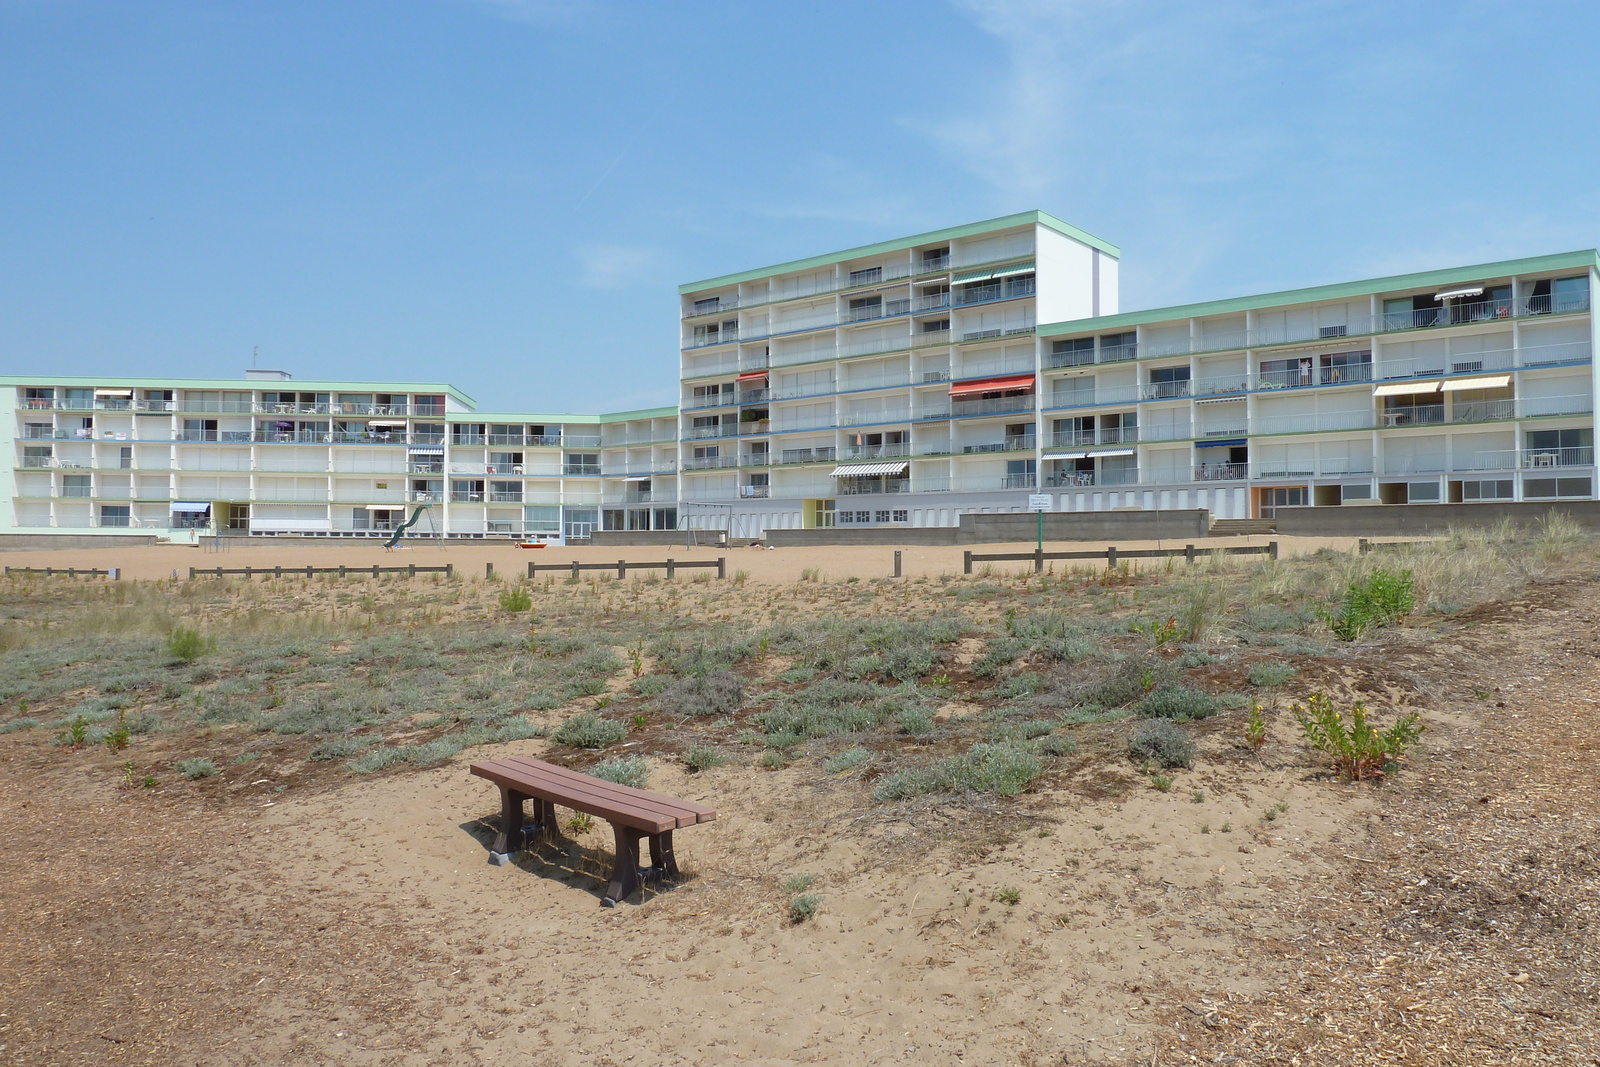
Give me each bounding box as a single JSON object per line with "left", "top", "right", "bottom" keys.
{"left": 471, "top": 757, "right": 717, "bottom": 833}
{"left": 499, "top": 755, "right": 717, "bottom": 825}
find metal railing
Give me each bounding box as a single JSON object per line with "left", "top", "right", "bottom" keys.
{"left": 960, "top": 435, "right": 1036, "bottom": 453}
{"left": 680, "top": 455, "right": 740, "bottom": 470}
{"left": 838, "top": 408, "right": 910, "bottom": 426}
{"left": 685, "top": 425, "right": 737, "bottom": 439}
{"left": 1141, "top": 380, "right": 1192, "bottom": 400}
{"left": 682, "top": 296, "right": 739, "bottom": 319}
{"left": 840, "top": 443, "right": 911, "bottom": 460}
{"left": 952, "top": 277, "right": 1036, "bottom": 307}
{"left": 1451, "top": 399, "right": 1517, "bottom": 423}
{"left": 837, "top": 479, "right": 910, "bottom": 495}
{"left": 1049, "top": 426, "right": 1138, "bottom": 447}
{"left": 778, "top": 447, "right": 835, "bottom": 465}
{"left": 563, "top": 464, "right": 602, "bottom": 475}
{"left": 489, "top": 491, "right": 523, "bottom": 503}
{"left": 950, "top": 395, "right": 1036, "bottom": 418}
{"left": 1194, "top": 462, "right": 1247, "bottom": 481}
{"left": 452, "top": 434, "right": 486, "bottom": 445}
{"left": 737, "top": 485, "right": 769, "bottom": 498}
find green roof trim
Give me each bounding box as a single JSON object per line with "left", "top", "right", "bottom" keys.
{"left": 449, "top": 406, "right": 678, "bottom": 424}
{"left": 1039, "top": 250, "right": 1600, "bottom": 337}
{"left": 0, "top": 374, "right": 476, "bottom": 407}
{"left": 679, "top": 211, "right": 1119, "bottom": 294}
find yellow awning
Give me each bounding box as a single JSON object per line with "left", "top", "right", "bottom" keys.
{"left": 1440, "top": 375, "right": 1511, "bottom": 391}
{"left": 1373, "top": 381, "right": 1440, "bottom": 397}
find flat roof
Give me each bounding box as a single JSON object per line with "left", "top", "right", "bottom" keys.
{"left": 0, "top": 374, "right": 477, "bottom": 407}
{"left": 679, "top": 210, "right": 1120, "bottom": 294}
{"left": 1038, "top": 249, "right": 1600, "bottom": 337}
{"left": 454, "top": 406, "right": 678, "bottom": 424}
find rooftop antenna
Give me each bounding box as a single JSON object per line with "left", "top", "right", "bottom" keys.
{"left": 253, "top": 345, "right": 259, "bottom": 369}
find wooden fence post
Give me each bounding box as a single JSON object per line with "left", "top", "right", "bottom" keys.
{"left": 1269, "top": 540, "right": 1279, "bottom": 560}
{"left": 1185, "top": 543, "right": 1195, "bottom": 563}
{"left": 571, "top": 561, "right": 580, "bottom": 581}
{"left": 1034, "top": 547, "right": 1044, "bottom": 573}
{"left": 372, "top": 564, "right": 380, "bottom": 578}
{"left": 963, "top": 550, "right": 973, "bottom": 575}
{"left": 188, "top": 567, "right": 196, "bottom": 579}
{"left": 617, "top": 560, "right": 627, "bottom": 579}
{"left": 893, "top": 550, "right": 902, "bottom": 578}
{"left": 1107, "top": 546, "right": 1119, "bottom": 569}
{"left": 1358, "top": 538, "right": 1370, "bottom": 555}
{"left": 445, "top": 564, "right": 453, "bottom": 578}
{"left": 486, "top": 562, "right": 495, "bottom": 579}
{"left": 716, "top": 557, "right": 726, "bottom": 580}
{"left": 666, "top": 558, "right": 675, "bottom": 579}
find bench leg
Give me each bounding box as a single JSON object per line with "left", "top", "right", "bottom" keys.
{"left": 647, "top": 830, "right": 680, "bottom": 882}
{"left": 489, "top": 787, "right": 529, "bottom": 865}
{"left": 602, "top": 824, "right": 645, "bottom": 906}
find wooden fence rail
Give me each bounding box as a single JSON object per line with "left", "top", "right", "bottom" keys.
{"left": 965, "top": 542, "right": 1278, "bottom": 574}
{"left": 527, "top": 558, "right": 725, "bottom": 580}
{"left": 190, "top": 564, "right": 454, "bottom": 579}
{"left": 4, "top": 566, "right": 118, "bottom": 579}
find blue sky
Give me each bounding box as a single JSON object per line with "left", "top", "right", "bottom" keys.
{"left": 3, "top": 0, "right": 1597, "bottom": 414}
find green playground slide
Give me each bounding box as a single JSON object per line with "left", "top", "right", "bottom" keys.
{"left": 383, "top": 504, "right": 431, "bottom": 548}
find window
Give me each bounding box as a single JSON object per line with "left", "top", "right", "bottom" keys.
{"left": 846, "top": 295, "right": 883, "bottom": 322}
{"left": 1462, "top": 480, "right": 1512, "bottom": 501}
{"left": 921, "top": 247, "right": 949, "bottom": 271}
{"left": 921, "top": 318, "right": 950, "bottom": 334}
{"left": 693, "top": 296, "right": 722, "bottom": 314}
{"left": 1321, "top": 350, "right": 1372, "bottom": 384}
{"left": 848, "top": 266, "right": 882, "bottom": 286}
{"left": 1148, "top": 366, "right": 1191, "bottom": 399}
{"left": 1049, "top": 337, "right": 1095, "bottom": 368}
{"left": 1526, "top": 428, "right": 1592, "bottom": 467}
{"left": 874, "top": 510, "right": 891, "bottom": 522}
{"left": 1553, "top": 276, "right": 1589, "bottom": 314}
{"left": 1525, "top": 477, "right": 1592, "bottom": 499}
{"left": 1259, "top": 357, "right": 1315, "bottom": 388}
{"left": 564, "top": 452, "right": 600, "bottom": 475}
{"left": 893, "top": 510, "right": 908, "bottom": 522}
{"left": 99, "top": 505, "right": 130, "bottom": 527}
{"left": 1100, "top": 332, "right": 1137, "bottom": 361}
{"left": 62, "top": 474, "right": 91, "bottom": 498}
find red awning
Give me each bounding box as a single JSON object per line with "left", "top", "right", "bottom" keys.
{"left": 736, "top": 371, "right": 769, "bottom": 383}
{"left": 948, "top": 374, "right": 1035, "bottom": 397}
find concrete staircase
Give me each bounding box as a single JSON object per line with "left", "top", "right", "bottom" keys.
{"left": 1209, "top": 518, "right": 1277, "bottom": 537}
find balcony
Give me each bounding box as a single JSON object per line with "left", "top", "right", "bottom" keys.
{"left": 837, "top": 478, "right": 910, "bottom": 496}
{"left": 409, "top": 490, "right": 443, "bottom": 502}
{"left": 1194, "top": 462, "right": 1247, "bottom": 481}
{"left": 684, "top": 393, "right": 737, "bottom": 411}
{"left": 685, "top": 425, "right": 737, "bottom": 440}
{"left": 686, "top": 327, "right": 739, "bottom": 349}
{"left": 681, "top": 455, "right": 740, "bottom": 470}
{"left": 952, "top": 277, "right": 1036, "bottom": 307}
{"left": 683, "top": 296, "right": 740, "bottom": 320}
{"left": 838, "top": 408, "right": 910, "bottom": 427}
{"left": 452, "top": 434, "right": 486, "bottom": 446}
{"left": 950, "top": 395, "right": 1036, "bottom": 418}
{"left": 1050, "top": 427, "right": 1137, "bottom": 448}
{"left": 331, "top": 431, "right": 407, "bottom": 445}
{"left": 253, "top": 430, "right": 332, "bottom": 444}
{"left": 489, "top": 491, "right": 523, "bottom": 503}
{"left": 1191, "top": 374, "right": 1252, "bottom": 398}
{"left": 1379, "top": 405, "right": 1446, "bottom": 427}
{"left": 778, "top": 447, "right": 835, "bottom": 465}
{"left": 1045, "top": 468, "right": 1140, "bottom": 488}
{"left": 411, "top": 432, "right": 447, "bottom": 445}
{"left": 1466, "top": 446, "right": 1594, "bottom": 470}
{"left": 486, "top": 433, "right": 526, "bottom": 445}
{"left": 563, "top": 464, "right": 602, "bottom": 476}
{"left": 1523, "top": 293, "right": 1592, "bottom": 317}
{"left": 913, "top": 292, "right": 951, "bottom": 312}
{"left": 257, "top": 402, "right": 333, "bottom": 415}
{"left": 737, "top": 485, "right": 769, "bottom": 498}
{"left": 1451, "top": 399, "right": 1517, "bottom": 423}
{"left": 450, "top": 491, "right": 484, "bottom": 503}
{"left": 918, "top": 254, "right": 952, "bottom": 273}
{"left": 961, "top": 435, "right": 1036, "bottom": 454}
{"left": 840, "top": 443, "right": 911, "bottom": 460}
{"left": 1141, "top": 380, "right": 1192, "bottom": 401}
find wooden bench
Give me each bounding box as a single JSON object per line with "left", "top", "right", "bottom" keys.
{"left": 470, "top": 756, "right": 717, "bottom": 906}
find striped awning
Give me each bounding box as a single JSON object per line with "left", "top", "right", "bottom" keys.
{"left": 1374, "top": 381, "right": 1441, "bottom": 396}
{"left": 1440, "top": 375, "right": 1511, "bottom": 391}
{"left": 949, "top": 373, "right": 1035, "bottom": 397}
{"left": 408, "top": 447, "right": 444, "bottom": 456}
{"left": 736, "top": 371, "right": 768, "bottom": 383}
{"left": 170, "top": 502, "right": 211, "bottom": 512}
{"left": 367, "top": 419, "right": 407, "bottom": 427}
{"left": 951, "top": 260, "right": 1035, "bottom": 284}
{"left": 831, "top": 462, "right": 909, "bottom": 477}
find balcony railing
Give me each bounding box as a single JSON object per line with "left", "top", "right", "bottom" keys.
{"left": 913, "top": 292, "right": 951, "bottom": 312}
{"left": 961, "top": 436, "right": 1036, "bottom": 454}
{"left": 680, "top": 455, "right": 740, "bottom": 470}
{"left": 685, "top": 425, "right": 737, "bottom": 440}
{"left": 840, "top": 443, "right": 911, "bottom": 460}
{"left": 410, "top": 490, "right": 443, "bottom": 502}
{"left": 1050, "top": 426, "right": 1137, "bottom": 447}
{"left": 452, "top": 434, "right": 486, "bottom": 446}
{"left": 1194, "top": 462, "right": 1247, "bottom": 481}
{"left": 1464, "top": 446, "right": 1594, "bottom": 470}
{"left": 1141, "top": 380, "right": 1192, "bottom": 400}
{"left": 1044, "top": 468, "right": 1140, "bottom": 488}
{"left": 778, "top": 447, "right": 836, "bottom": 465}
{"left": 837, "top": 478, "right": 910, "bottom": 496}
{"left": 737, "top": 485, "right": 769, "bottom": 498}
{"left": 489, "top": 491, "right": 523, "bottom": 503}
{"left": 686, "top": 328, "right": 739, "bottom": 349}
{"left": 253, "top": 430, "right": 333, "bottom": 444}
{"left": 683, "top": 296, "right": 740, "bottom": 319}
{"left": 952, "top": 277, "right": 1036, "bottom": 307}
{"left": 563, "top": 464, "right": 602, "bottom": 476}
{"left": 1452, "top": 399, "right": 1517, "bottom": 423}
{"left": 1379, "top": 405, "right": 1446, "bottom": 427}
{"left": 950, "top": 395, "right": 1036, "bottom": 418}
{"left": 839, "top": 408, "right": 910, "bottom": 427}
{"left": 487, "top": 433, "right": 527, "bottom": 445}
{"left": 411, "top": 432, "right": 446, "bottom": 445}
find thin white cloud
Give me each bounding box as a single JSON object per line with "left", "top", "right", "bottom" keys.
{"left": 575, "top": 243, "right": 658, "bottom": 289}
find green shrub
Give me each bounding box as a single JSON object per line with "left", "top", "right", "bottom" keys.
{"left": 590, "top": 754, "right": 650, "bottom": 789}
{"left": 175, "top": 757, "right": 218, "bottom": 780}
{"left": 309, "top": 737, "right": 363, "bottom": 762}
{"left": 655, "top": 670, "right": 743, "bottom": 719}
{"left": 346, "top": 747, "right": 405, "bottom": 774}
{"left": 166, "top": 628, "right": 213, "bottom": 664}
{"left": 895, "top": 703, "right": 935, "bottom": 737}
{"left": 821, "top": 747, "right": 874, "bottom": 774}
{"left": 1128, "top": 719, "right": 1195, "bottom": 768}
{"left": 552, "top": 711, "right": 627, "bottom": 748}
{"left": 1136, "top": 684, "right": 1219, "bottom": 721}
{"left": 789, "top": 892, "right": 822, "bottom": 923}
{"left": 630, "top": 674, "right": 669, "bottom": 696}
{"left": 682, "top": 745, "right": 726, "bottom": 772}
{"left": 993, "top": 886, "right": 1021, "bottom": 906}
{"left": 1037, "top": 733, "right": 1076, "bottom": 757}
{"left": 872, "top": 740, "right": 1045, "bottom": 801}
{"left": 1291, "top": 692, "right": 1423, "bottom": 780}
{"left": 497, "top": 585, "right": 533, "bottom": 613}
{"left": 1325, "top": 568, "right": 1415, "bottom": 640}
{"left": 0, "top": 717, "right": 41, "bottom": 734}
{"left": 1248, "top": 660, "right": 1297, "bottom": 688}
{"left": 753, "top": 680, "right": 897, "bottom": 740}
{"left": 781, "top": 872, "right": 816, "bottom": 894}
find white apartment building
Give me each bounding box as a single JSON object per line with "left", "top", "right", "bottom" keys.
{"left": 3, "top": 213, "right": 1596, "bottom": 540}
{"left": 0, "top": 370, "right": 677, "bottom": 540}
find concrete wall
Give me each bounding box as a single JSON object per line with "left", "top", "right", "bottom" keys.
{"left": 590, "top": 530, "right": 727, "bottom": 548}
{"left": 0, "top": 533, "right": 159, "bottom": 552}
{"left": 1275, "top": 501, "right": 1600, "bottom": 536}
{"left": 763, "top": 509, "right": 1212, "bottom": 547}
